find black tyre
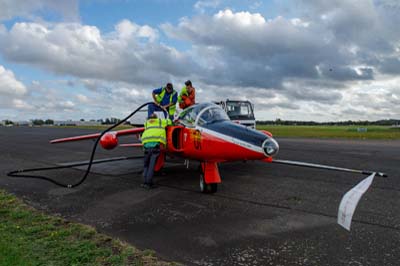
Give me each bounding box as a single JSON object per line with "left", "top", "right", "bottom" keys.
{"left": 199, "top": 173, "right": 217, "bottom": 194}
{"left": 209, "top": 183, "right": 218, "bottom": 193}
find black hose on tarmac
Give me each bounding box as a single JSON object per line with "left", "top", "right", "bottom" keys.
{"left": 7, "top": 102, "right": 156, "bottom": 188}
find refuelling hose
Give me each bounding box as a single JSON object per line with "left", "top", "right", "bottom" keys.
{"left": 7, "top": 101, "right": 166, "bottom": 188}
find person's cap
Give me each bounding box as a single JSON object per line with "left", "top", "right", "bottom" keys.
{"left": 185, "top": 80, "right": 192, "bottom": 86}
{"left": 166, "top": 83, "right": 173, "bottom": 90}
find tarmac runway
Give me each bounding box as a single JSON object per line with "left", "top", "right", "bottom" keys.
{"left": 1, "top": 126, "right": 399, "bottom": 266}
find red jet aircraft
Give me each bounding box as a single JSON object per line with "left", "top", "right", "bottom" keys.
{"left": 50, "top": 102, "right": 386, "bottom": 194}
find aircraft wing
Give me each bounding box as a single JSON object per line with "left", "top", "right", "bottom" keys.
{"left": 50, "top": 127, "right": 144, "bottom": 144}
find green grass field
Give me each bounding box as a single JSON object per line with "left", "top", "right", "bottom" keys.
{"left": 0, "top": 190, "right": 176, "bottom": 266}
{"left": 256, "top": 125, "right": 400, "bottom": 139}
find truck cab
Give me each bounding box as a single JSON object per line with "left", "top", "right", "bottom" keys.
{"left": 215, "top": 100, "right": 256, "bottom": 129}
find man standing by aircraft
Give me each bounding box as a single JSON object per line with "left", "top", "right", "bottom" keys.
{"left": 141, "top": 113, "right": 172, "bottom": 189}
{"left": 149, "top": 83, "right": 177, "bottom": 120}
{"left": 178, "top": 80, "right": 196, "bottom": 109}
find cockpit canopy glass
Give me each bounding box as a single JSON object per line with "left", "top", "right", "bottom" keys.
{"left": 178, "top": 103, "right": 229, "bottom": 127}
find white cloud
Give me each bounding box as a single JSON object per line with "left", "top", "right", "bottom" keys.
{"left": 12, "top": 99, "right": 33, "bottom": 109}
{"left": 61, "top": 100, "right": 75, "bottom": 109}
{"left": 0, "top": 65, "right": 27, "bottom": 96}
{"left": 0, "top": 20, "right": 193, "bottom": 87}
{"left": 0, "top": 3, "right": 399, "bottom": 121}
{"left": 160, "top": 6, "right": 400, "bottom": 120}
{"left": 115, "top": 19, "right": 159, "bottom": 42}
{"left": 214, "top": 9, "right": 266, "bottom": 26}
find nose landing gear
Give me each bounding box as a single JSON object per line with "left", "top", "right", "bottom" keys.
{"left": 199, "top": 163, "right": 219, "bottom": 194}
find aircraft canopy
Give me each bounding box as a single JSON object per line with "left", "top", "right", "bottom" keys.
{"left": 178, "top": 103, "right": 229, "bottom": 127}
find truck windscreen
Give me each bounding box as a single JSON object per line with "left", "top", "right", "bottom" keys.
{"left": 226, "top": 101, "right": 255, "bottom": 120}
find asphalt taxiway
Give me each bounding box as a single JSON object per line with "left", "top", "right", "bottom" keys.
{"left": 1, "top": 127, "right": 399, "bottom": 265}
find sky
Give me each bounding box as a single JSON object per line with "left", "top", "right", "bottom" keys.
{"left": 0, "top": 0, "right": 399, "bottom": 122}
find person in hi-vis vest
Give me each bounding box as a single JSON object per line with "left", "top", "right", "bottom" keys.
{"left": 140, "top": 113, "right": 172, "bottom": 189}
{"left": 178, "top": 80, "right": 196, "bottom": 109}
{"left": 148, "top": 83, "right": 177, "bottom": 120}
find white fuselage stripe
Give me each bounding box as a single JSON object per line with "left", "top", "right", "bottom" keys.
{"left": 196, "top": 126, "right": 264, "bottom": 154}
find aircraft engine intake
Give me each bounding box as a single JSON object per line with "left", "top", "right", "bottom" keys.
{"left": 262, "top": 137, "right": 279, "bottom": 157}
{"left": 100, "top": 132, "right": 118, "bottom": 150}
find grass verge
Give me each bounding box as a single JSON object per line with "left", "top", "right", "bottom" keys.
{"left": 257, "top": 125, "right": 400, "bottom": 140}
{"left": 0, "top": 189, "right": 176, "bottom": 266}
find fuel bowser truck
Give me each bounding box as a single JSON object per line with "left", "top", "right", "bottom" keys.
{"left": 215, "top": 99, "right": 256, "bottom": 129}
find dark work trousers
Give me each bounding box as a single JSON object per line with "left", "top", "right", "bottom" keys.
{"left": 143, "top": 146, "right": 160, "bottom": 185}
{"left": 147, "top": 103, "right": 173, "bottom": 120}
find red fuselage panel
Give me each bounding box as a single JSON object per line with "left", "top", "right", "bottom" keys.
{"left": 178, "top": 127, "right": 265, "bottom": 162}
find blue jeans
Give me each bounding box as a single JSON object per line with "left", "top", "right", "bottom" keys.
{"left": 143, "top": 146, "right": 160, "bottom": 185}
{"left": 148, "top": 103, "right": 172, "bottom": 120}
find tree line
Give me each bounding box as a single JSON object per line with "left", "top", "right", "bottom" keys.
{"left": 2, "top": 118, "right": 127, "bottom": 126}
{"left": 257, "top": 119, "right": 400, "bottom": 126}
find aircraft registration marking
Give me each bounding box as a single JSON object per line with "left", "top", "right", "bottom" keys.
{"left": 193, "top": 130, "right": 202, "bottom": 150}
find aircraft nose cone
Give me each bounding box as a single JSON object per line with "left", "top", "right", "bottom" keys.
{"left": 262, "top": 137, "right": 279, "bottom": 157}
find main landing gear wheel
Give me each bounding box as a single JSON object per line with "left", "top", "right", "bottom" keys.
{"left": 199, "top": 171, "right": 218, "bottom": 194}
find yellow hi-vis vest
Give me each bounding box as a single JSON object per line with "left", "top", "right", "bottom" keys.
{"left": 141, "top": 118, "right": 170, "bottom": 145}
{"left": 155, "top": 87, "right": 177, "bottom": 116}
{"left": 178, "top": 86, "right": 188, "bottom": 103}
